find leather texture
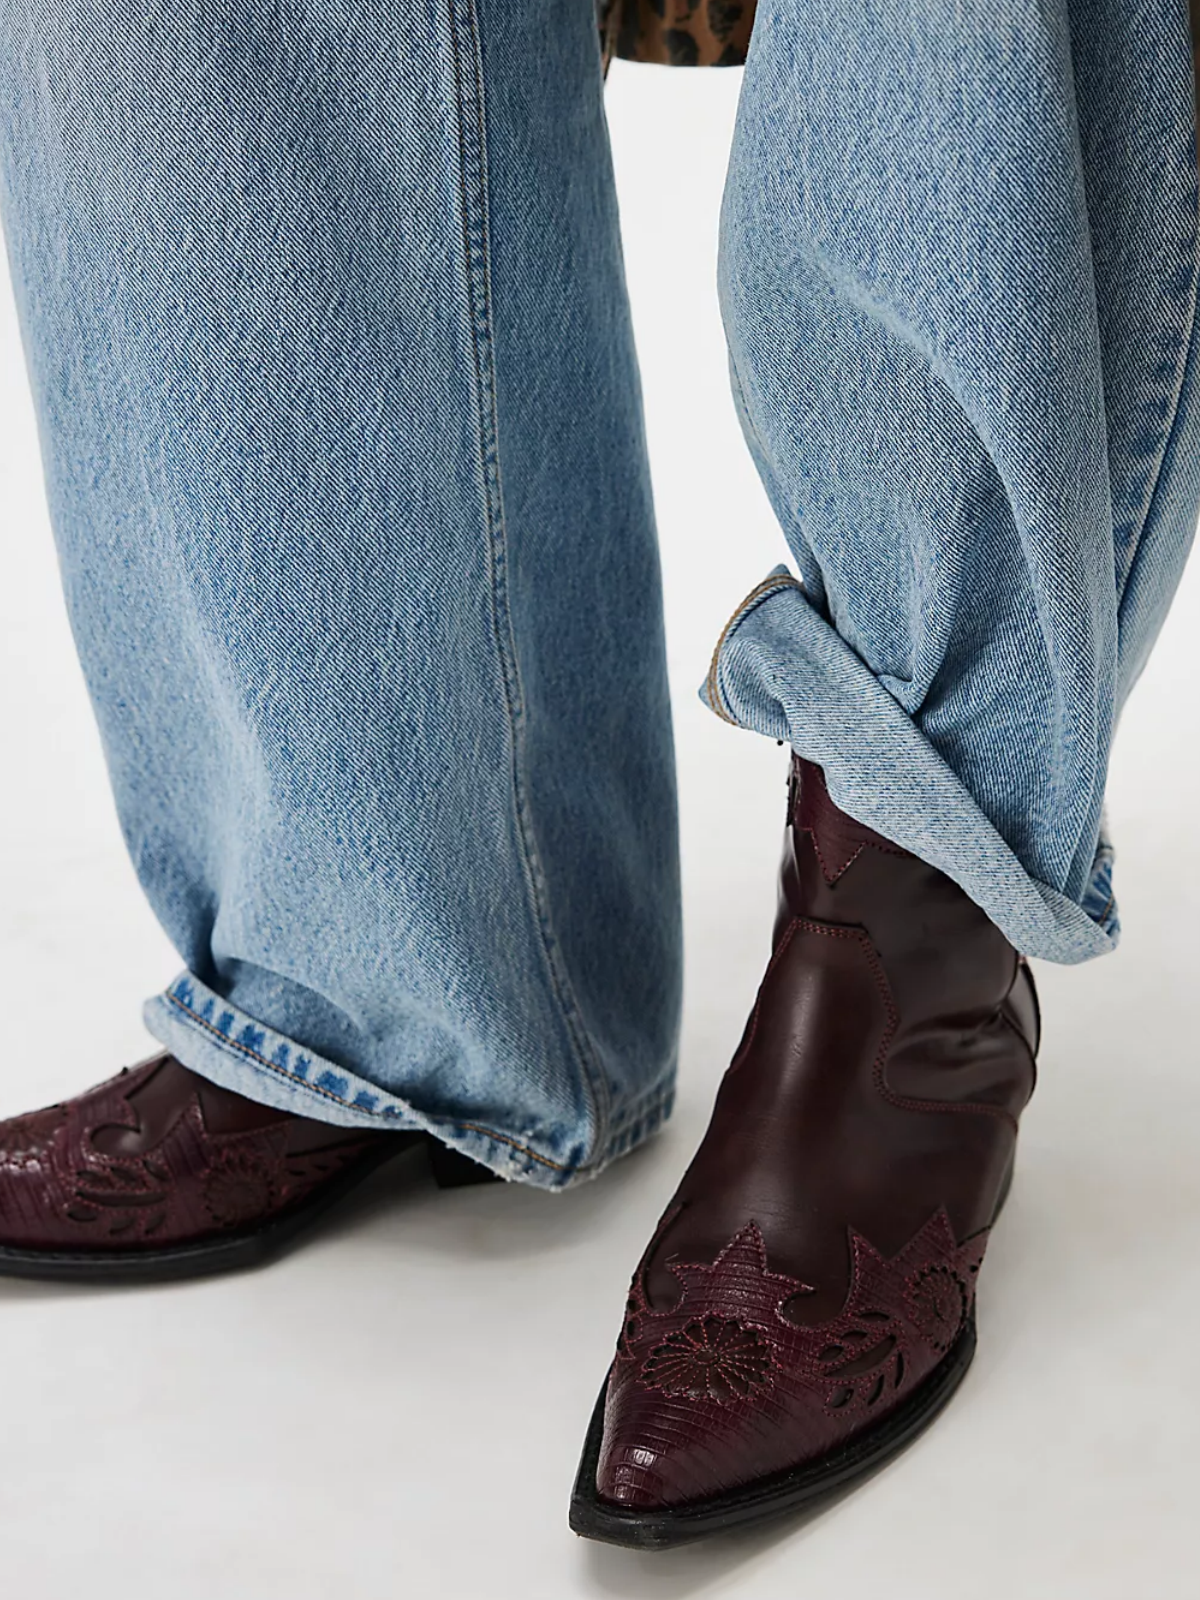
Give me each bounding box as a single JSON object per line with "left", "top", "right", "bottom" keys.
{"left": 0, "top": 1053, "right": 414, "bottom": 1253}
{"left": 595, "top": 756, "right": 1039, "bottom": 1508}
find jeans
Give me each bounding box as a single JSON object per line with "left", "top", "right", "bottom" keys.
{"left": 1, "top": 0, "right": 1197, "bottom": 1186}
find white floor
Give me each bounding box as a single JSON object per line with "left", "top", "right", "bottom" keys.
{"left": 2, "top": 62, "right": 1198, "bottom": 1600}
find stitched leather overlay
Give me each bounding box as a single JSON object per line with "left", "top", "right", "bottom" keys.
{"left": 0, "top": 1055, "right": 411, "bottom": 1253}
{"left": 593, "top": 757, "right": 1037, "bottom": 1508}
{"left": 601, "top": 1215, "right": 986, "bottom": 1505}
{"left": 641, "top": 1314, "right": 774, "bottom": 1403}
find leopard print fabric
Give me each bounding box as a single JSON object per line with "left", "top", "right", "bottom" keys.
{"left": 599, "top": 0, "right": 756, "bottom": 68}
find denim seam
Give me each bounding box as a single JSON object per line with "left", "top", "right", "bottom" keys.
{"left": 602, "top": 1070, "right": 674, "bottom": 1128}
{"left": 445, "top": 0, "right": 612, "bottom": 1166}
{"left": 1116, "top": 101, "right": 1200, "bottom": 610}
{"left": 727, "top": 350, "right": 771, "bottom": 466}
{"left": 164, "top": 987, "right": 570, "bottom": 1171}
{"left": 707, "top": 572, "right": 802, "bottom": 722}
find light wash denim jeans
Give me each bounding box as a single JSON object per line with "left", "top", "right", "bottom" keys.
{"left": 1, "top": 0, "right": 1197, "bottom": 1186}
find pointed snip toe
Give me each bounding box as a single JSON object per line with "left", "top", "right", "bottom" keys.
{"left": 570, "top": 756, "right": 1038, "bottom": 1547}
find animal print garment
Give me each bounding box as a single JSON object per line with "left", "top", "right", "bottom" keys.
{"left": 599, "top": 0, "right": 756, "bottom": 68}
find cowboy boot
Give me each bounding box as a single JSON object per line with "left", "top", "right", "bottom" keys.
{"left": 0, "top": 1051, "right": 494, "bottom": 1283}
{"left": 570, "top": 754, "right": 1039, "bottom": 1547}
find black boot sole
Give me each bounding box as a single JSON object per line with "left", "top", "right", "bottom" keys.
{"left": 568, "top": 1314, "right": 976, "bottom": 1549}
{"left": 0, "top": 1133, "right": 499, "bottom": 1285}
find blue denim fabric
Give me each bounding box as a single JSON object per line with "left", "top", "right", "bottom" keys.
{"left": 1, "top": 0, "right": 1198, "bottom": 1180}
{"left": 710, "top": 0, "right": 1200, "bottom": 962}
{"left": 0, "top": 0, "right": 680, "bottom": 1184}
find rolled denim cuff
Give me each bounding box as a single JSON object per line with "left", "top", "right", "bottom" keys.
{"left": 144, "top": 973, "right": 675, "bottom": 1188}
{"left": 702, "top": 567, "right": 1118, "bottom": 965}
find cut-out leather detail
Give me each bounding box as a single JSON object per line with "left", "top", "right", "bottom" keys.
{"left": 593, "top": 757, "right": 1037, "bottom": 1510}
{"left": 72, "top": 1165, "right": 164, "bottom": 1207}
{"left": 601, "top": 1214, "right": 989, "bottom": 1505}
{"left": 820, "top": 1333, "right": 897, "bottom": 1380}
{"left": 0, "top": 1054, "right": 405, "bottom": 1255}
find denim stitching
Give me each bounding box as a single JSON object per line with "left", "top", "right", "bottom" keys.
{"left": 706, "top": 572, "right": 802, "bottom": 722}
{"left": 445, "top": 0, "right": 612, "bottom": 1168}
{"left": 1115, "top": 97, "right": 1200, "bottom": 596}
{"left": 164, "top": 987, "right": 570, "bottom": 1171}
{"left": 728, "top": 350, "right": 772, "bottom": 466}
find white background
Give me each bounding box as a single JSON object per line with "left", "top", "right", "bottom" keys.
{"left": 1, "top": 59, "right": 1198, "bottom": 1600}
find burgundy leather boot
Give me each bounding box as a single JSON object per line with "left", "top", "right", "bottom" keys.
{"left": 570, "top": 755, "right": 1039, "bottom": 1547}
{"left": 0, "top": 1052, "right": 494, "bottom": 1282}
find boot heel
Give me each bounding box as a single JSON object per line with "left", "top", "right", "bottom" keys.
{"left": 428, "top": 1138, "right": 502, "bottom": 1189}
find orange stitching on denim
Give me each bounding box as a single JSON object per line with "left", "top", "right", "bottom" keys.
{"left": 706, "top": 574, "right": 802, "bottom": 723}
{"left": 164, "top": 988, "right": 568, "bottom": 1171}
{"left": 440, "top": 1121, "right": 566, "bottom": 1170}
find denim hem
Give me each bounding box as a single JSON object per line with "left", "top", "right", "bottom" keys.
{"left": 143, "top": 972, "right": 675, "bottom": 1191}
{"left": 702, "top": 566, "right": 1118, "bottom": 965}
